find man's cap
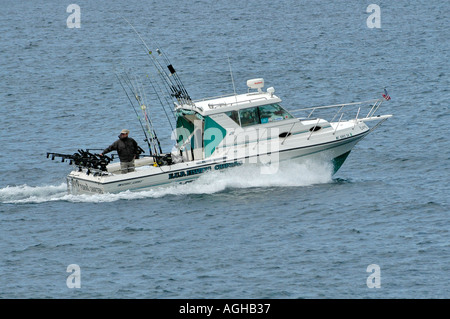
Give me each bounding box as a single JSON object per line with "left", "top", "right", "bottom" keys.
{"left": 120, "top": 129, "right": 130, "bottom": 135}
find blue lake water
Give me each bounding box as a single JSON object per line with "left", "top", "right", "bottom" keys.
{"left": 0, "top": 0, "right": 448, "bottom": 298}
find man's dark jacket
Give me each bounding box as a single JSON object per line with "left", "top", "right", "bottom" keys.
{"left": 103, "top": 137, "right": 139, "bottom": 162}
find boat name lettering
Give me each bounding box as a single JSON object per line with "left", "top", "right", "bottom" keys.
{"left": 214, "top": 161, "right": 243, "bottom": 170}
{"left": 168, "top": 161, "right": 243, "bottom": 179}
{"left": 72, "top": 179, "right": 104, "bottom": 194}
{"left": 169, "top": 166, "right": 212, "bottom": 179}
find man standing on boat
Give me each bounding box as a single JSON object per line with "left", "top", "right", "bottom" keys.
{"left": 100, "top": 129, "right": 140, "bottom": 174}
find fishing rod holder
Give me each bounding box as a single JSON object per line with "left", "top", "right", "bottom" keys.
{"left": 46, "top": 149, "right": 114, "bottom": 174}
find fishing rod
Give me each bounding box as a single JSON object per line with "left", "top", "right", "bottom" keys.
{"left": 146, "top": 61, "right": 184, "bottom": 121}
{"left": 153, "top": 129, "right": 163, "bottom": 154}
{"left": 115, "top": 72, "right": 154, "bottom": 156}
{"left": 120, "top": 20, "right": 182, "bottom": 125}
{"left": 137, "top": 71, "right": 177, "bottom": 155}
{"left": 154, "top": 47, "right": 192, "bottom": 103}
{"left": 132, "top": 74, "right": 161, "bottom": 156}
{"left": 145, "top": 73, "right": 176, "bottom": 130}
{"left": 121, "top": 72, "right": 173, "bottom": 166}
{"left": 122, "top": 17, "right": 193, "bottom": 106}
{"left": 121, "top": 71, "right": 160, "bottom": 157}
{"left": 155, "top": 47, "right": 192, "bottom": 105}
{"left": 122, "top": 18, "right": 176, "bottom": 96}
{"left": 151, "top": 54, "right": 188, "bottom": 107}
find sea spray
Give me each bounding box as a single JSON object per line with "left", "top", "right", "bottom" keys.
{"left": 1, "top": 160, "right": 333, "bottom": 204}
{"left": 0, "top": 183, "right": 67, "bottom": 204}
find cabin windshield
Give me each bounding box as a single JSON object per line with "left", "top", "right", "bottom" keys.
{"left": 237, "top": 103, "right": 294, "bottom": 127}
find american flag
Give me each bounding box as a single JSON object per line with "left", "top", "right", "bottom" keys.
{"left": 382, "top": 88, "right": 391, "bottom": 101}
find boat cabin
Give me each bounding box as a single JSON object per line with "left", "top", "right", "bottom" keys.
{"left": 174, "top": 79, "right": 298, "bottom": 161}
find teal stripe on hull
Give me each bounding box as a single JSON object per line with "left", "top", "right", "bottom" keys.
{"left": 332, "top": 151, "right": 351, "bottom": 174}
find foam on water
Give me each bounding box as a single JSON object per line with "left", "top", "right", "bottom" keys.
{"left": 1, "top": 160, "right": 333, "bottom": 204}
{"left": 0, "top": 183, "right": 68, "bottom": 204}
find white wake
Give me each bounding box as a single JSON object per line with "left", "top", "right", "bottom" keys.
{"left": 1, "top": 160, "right": 333, "bottom": 204}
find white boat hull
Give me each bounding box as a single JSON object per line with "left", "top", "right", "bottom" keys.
{"left": 66, "top": 124, "right": 369, "bottom": 195}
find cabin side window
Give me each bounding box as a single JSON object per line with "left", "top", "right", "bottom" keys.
{"left": 239, "top": 107, "right": 260, "bottom": 127}
{"left": 225, "top": 110, "right": 240, "bottom": 126}
{"left": 258, "top": 103, "right": 294, "bottom": 123}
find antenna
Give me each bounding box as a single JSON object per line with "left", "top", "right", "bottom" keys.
{"left": 227, "top": 55, "right": 238, "bottom": 102}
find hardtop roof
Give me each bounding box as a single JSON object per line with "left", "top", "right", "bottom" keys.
{"left": 176, "top": 91, "right": 282, "bottom": 116}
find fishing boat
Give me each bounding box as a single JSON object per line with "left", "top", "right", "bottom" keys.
{"left": 47, "top": 25, "right": 392, "bottom": 195}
